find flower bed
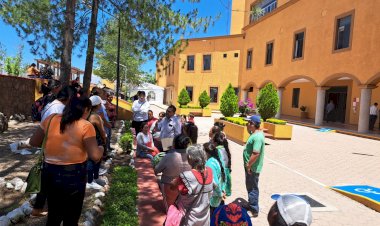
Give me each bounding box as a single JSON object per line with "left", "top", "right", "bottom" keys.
{"left": 214, "top": 118, "right": 250, "bottom": 145}
{"left": 102, "top": 166, "right": 138, "bottom": 225}
{"left": 263, "top": 121, "right": 293, "bottom": 140}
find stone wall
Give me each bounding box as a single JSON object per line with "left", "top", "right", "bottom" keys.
{"left": 0, "top": 75, "right": 36, "bottom": 117}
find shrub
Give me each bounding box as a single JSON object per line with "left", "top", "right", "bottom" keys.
{"left": 177, "top": 88, "right": 191, "bottom": 107}
{"left": 198, "top": 90, "right": 211, "bottom": 109}
{"left": 266, "top": 118, "right": 287, "bottom": 125}
{"left": 124, "top": 120, "right": 132, "bottom": 130}
{"left": 179, "top": 105, "right": 204, "bottom": 109}
{"left": 222, "top": 117, "right": 248, "bottom": 126}
{"left": 102, "top": 166, "right": 138, "bottom": 226}
{"left": 220, "top": 84, "right": 239, "bottom": 117}
{"left": 119, "top": 132, "right": 133, "bottom": 152}
{"left": 256, "top": 83, "right": 279, "bottom": 120}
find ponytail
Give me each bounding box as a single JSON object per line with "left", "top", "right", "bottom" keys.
{"left": 60, "top": 96, "right": 92, "bottom": 133}
{"left": 213, "top": 132, "right": 232, "bottom": 170}
{"left": 204, "top": 142, "right": 225, "bottom": 182}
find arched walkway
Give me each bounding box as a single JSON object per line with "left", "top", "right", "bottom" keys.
{"left": 278, "top": 75, "right": 318, "bottom": 88}
{"left": 319, "top": 73, "right": 362, "bottom": 86}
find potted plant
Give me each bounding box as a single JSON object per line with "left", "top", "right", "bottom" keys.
{"left": 238, "top": 98, "right": 254, "bottom": 117}
{"left": 300, "top": 106, "right": 308, "bottom": 119}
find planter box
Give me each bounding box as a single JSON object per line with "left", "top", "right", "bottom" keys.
{"left": 214, "top": 119, "right": 250, "bottom": 145}
{"left": 177, "top": 108, "right": 211, "bottom": 117}
{"left": 263, "top": 122, "right": 293, "bottom": 140}
{"left": 300, "top": 111, "right": 309, "bottom": 119}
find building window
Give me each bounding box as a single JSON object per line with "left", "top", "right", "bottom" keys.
{"left": 168, "top": 64, "right": 171, "bottom": 76}
{"left": 234, "top": 53, "right": 239, "bottom": 58}
{"left": 186, "top": 86, "right": 193, "bottom": 101}
{"left": 292, "top": 88, "right": 300, "bottom": 108}
{"left": 210, "top": 87, "right": 218, "bottom": 103}
{"left": 293, "top": 31, "right": 305, "bottom": 59}
{"left": 234, "top": 87, "right": 240, "bottom": 96}
{"left": 172, "top": 61, "right": 175, "bottom": 74}
{"left": 203, "top": 54, "right": 211, "bottom": 71}
{"left": 246, "top": 49, "right": 253, "bottom": 69}
{"left": 335, "top": 14, "right": 352, "bottom": 50}
{"left": 223, "top": 53, "right": 227, "bottom": 58}
{"left": 266, "top": 42, "right": 274, "bottom": 65}
{"left": 187, "top": 55, "right": 195, "bottom": 71}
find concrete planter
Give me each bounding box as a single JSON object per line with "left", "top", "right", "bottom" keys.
{"left": 214, "top": 119, "right": 249, "bottom": 145}
{"left": 264, "top": 122, "right": 293, "bottom": 140}
{"left": 300, "top": 111, "right": 309, "bottom": 119}
{"left": 177, "top": 108, "right": 211, "bottom": 117}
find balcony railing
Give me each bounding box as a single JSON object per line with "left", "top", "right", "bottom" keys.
{"left": 250, "top": 0, "right": 277, "bottom": 23}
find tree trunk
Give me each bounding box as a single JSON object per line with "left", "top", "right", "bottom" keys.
{"left": 83, "top": 0, "right": 99, "bottom": 95}
{"left": 60, "top": 0, "right": 77, "bottom": 86}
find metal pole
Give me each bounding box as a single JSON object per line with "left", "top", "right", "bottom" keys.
{"left": 116, "top": 17, "right": 121, "bottom": 118}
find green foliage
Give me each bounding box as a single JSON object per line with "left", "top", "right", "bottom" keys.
{"left": 266, "top": 118, "right": 287, "bottom": 125}
{"left": 179, "top": 105, "right": 204, "bottom": 109}
{"left": 102, "top": 166, "right": 138, "bottom": 226}
{"left": 220, "top": 84, "right": 239, "bottom": 117}
{"left": 119, "top": 132, "right": 133, "bottom": 152}
{"left": 4, "top": 45, "right": 23, "bottom": 76}
{"left": 198, "top": 90, "right": 211, "bottom": 109}
{"left": 177, "top": 88, "right": 191, "bottom": 107}
{"left": 124, "top": 120, "right": 132, "bottom": 131}
{"left": 256, "top": 83, "right": 280, "bottom": 120}
{"left": 222, "top": 117, "right": 248, "bottom": 126}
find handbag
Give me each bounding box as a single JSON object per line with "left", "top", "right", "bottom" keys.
{"left": 165, "top": 171, "right": 207, "bottom": 226}
{"left": 25, "top": 114, "right": 55, "bottom": 194}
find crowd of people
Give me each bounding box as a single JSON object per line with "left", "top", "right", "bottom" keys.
{"left": 28, "top": 80, "right": 117, "bottom": 225}
{"left": 131, "top": 91, "right": 313, "bottom": 226}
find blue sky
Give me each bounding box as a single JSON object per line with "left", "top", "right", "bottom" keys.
{"left": 0, "top": 0, "right": 231, "bottom": 74}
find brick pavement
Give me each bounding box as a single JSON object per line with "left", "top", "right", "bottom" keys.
{"left": 147, "top": 109, "right": 380, "bottom": 225}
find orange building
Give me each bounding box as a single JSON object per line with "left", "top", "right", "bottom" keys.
{"left": 157, "top": 0, "right": 380, "bottom": 133}
{"left": 156, "top": 35, "right": 244, "bottom": 110}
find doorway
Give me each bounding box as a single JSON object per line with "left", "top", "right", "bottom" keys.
{"left": 324, "top": 86, "right": 348, "bottom": 123}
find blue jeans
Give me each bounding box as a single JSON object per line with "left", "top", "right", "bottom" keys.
{"left": 245, "top": 170, "right": 260, "bottom": 213}
{"left": 137, "top": 151, "right": 153, "bottom": 160}
{"left": 87, "top": 159, "right": 101, "bottom": 183}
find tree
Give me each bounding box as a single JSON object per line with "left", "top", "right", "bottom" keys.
{"left": 83, "top": 0, "right": 99, "bottom": 93}
{"left": 178, "top": 88, "right": 191, "bottom": 107}
{"left": 256, "top": 83, "right": 279, "bottom": 120}
{"left": 3, "top": 45, "right": 23, "bottom": 76}
{"left": 220, "top": 83, "right": 239, "bottom": 117}
{"left": 198, "top": 90, "right": 210, "bottom": 109}
{"left": 0, "top": 42, "right": 6, "bottom": 73}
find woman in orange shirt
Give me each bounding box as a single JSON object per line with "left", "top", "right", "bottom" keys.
{"left": 30, "top": 96, "right": 103, "bottom": 225}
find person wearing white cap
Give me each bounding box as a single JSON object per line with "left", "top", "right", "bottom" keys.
{"left": 87, "top": 95, "right": 107, "bottom": 190}
{"left": 267, "top": 194, "right": 312, "bottom": 226}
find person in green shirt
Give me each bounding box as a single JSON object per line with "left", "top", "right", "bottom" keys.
{"left": 243, "top": 115, "right": 265, "bottom": 218}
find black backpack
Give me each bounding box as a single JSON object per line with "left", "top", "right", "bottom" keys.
{"left": 185, "top": 122, "right": 198, "bottom": 144}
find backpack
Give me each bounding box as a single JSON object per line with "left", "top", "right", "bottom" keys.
{"left": 31, "top": 94, "right": 55, "bottom": 121}
{"left": 185, "top": 122, "right": 198, "bottom": 144}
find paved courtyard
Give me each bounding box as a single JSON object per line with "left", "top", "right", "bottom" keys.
{"left": 193, "top": 112, "right": 380, "bottom": 226}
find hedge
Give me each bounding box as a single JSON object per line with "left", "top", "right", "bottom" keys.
{"left": 102, "top": 166, "right": 138, "bottom": 226}
{"left": 266, "top": 118, "right": 287, "bottom": 125}
{"left": 179, "top": 105, "right": 204, "bottom": 109}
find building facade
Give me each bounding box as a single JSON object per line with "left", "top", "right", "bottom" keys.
{"left": 156, "top": 35, "right": 244, "bottom": 110}
{"left": 157, "top": 0, "right": 380, "bottom": 133}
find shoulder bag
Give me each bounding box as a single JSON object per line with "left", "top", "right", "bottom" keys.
{"left": 25, "top": 114, "right": 55, "bottom": 194}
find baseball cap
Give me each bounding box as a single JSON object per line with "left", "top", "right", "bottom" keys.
{"left": 245, "top": 115, "right": 261, "bottom": 124}
{"left": 90, "top": 95, "right": 106, "bottom": 106}
{"left": 272, "top": 194, "right": 312, "bottom": 226}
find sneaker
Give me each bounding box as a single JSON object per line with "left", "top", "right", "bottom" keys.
{"left": 95, "top": 178, "right": 107, "bottom": 186}
{"left": 99, "top": 168, "right": 108, "bottom": 176}
{"left": 86, "top": 182, "right": 103, "bottom": 190}
{"left": 248, "top": 209, "right": 259, "bottom": 218}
